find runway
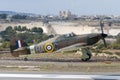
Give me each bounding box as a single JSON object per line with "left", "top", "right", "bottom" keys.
{"left": 0, "top": 72, "right": 120, "bottom": 80}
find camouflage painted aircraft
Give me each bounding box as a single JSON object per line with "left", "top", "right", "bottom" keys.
{"left": 10, "top": 21, "right": 107, "bottom": 61}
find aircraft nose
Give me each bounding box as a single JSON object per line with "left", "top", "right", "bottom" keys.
{"left": 101, "top": 33, "right": 107, "bottom": 38}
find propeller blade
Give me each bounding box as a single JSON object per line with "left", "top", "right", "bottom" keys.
{"left": 101, "top": 33, "right": 107, "bottom": 47}
{"left": 100, "top": 20, "right": 107, "bottom": 47}
{"left": 102, "top": 38, "right": 107, "bottom": 48}
{"left": 100, "top": 20, "right": 104, "bottom": 34}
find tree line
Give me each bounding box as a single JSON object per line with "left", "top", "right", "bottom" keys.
{"left": 0, "top": 26, "right": 48, "bottom": 45}
{"left": 0, "top": 14, "right": 27, "bottom": 19}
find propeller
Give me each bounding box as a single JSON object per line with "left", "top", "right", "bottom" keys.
{"left": 100, "top": 20, "right": 107, "bottom": 47}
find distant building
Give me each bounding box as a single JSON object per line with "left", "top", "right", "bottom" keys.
{"left": 59, "top": 10, "right": 77, "bottom": 19}
{"left": 6, "top": 15, "right": 12, "bottom": 22}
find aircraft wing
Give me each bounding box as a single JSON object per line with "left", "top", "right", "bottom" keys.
{"left": 55, "top": 43, "right": 87, "bottom": 53}
{"left": 11, "top": 47, "right": 30, "bottom": 57}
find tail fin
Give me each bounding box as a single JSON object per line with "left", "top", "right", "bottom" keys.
{"left": 10, "top": 40, "right": 28, "bottom": 53}
{"left": 10, "top": 39, "right": 29, "bottom": 57}
{"left": 16, "top": 40, "right": 24, "bottom": 48}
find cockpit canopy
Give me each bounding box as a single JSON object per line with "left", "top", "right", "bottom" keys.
{"left": 56, "top": 32, "right": 77, "bottom": 41}
{"left": 64, "top": 32, "right": 76, "bottom": 38}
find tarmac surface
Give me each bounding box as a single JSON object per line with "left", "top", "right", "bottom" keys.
{"left": 0, "top": 72, "right": 120, "bottom": 80}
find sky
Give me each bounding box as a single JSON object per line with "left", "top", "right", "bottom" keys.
{"left": 0, "top": 0, "right": 120, "bottom": 15}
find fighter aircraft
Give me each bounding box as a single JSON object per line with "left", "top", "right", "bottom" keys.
{"left": 10, "top": 21, "right": 107, "bottom": 61}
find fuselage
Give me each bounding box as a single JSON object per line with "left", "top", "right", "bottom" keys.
{"left": 10, "top": 32, "right": 107, "bottom": 57}
{"left": 29, "top": 33, "right": 102, "bottom": 54}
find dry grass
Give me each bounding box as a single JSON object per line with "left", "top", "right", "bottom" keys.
{"left": 0, "top": 61, "right": 119, "bottom": 72}
{"left": 0, "top": 52, "right": 119, "bottom": 72}
{"left": 20, "top": 53, "right": 82, "bottom": 59}
{"left": 0, "top": 53, "right": 13, "bottom": 58}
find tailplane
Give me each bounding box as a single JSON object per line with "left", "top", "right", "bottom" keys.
{"left": 10, "top": 40, "right": 30, "bottom": 57}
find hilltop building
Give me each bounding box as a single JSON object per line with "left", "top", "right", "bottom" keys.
{"left": 59, "top": 10, "right": 77, "bottom": 19}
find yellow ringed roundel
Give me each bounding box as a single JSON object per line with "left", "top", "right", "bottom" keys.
{"left": 44, "top": 42, "right": 55, "bottom": 53}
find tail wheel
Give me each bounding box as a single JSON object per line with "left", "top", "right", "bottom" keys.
{"left": 44, "top": 42, "right": 55, "bottom": 53}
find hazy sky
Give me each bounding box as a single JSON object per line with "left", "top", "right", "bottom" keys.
{"left": 0, "top": 0, "right": 120, "bottom": 15}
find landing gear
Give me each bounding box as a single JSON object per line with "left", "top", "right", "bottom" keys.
{"left": 81, "top": 53, "right": 91, "bottom": 61}
{"left": 81, "top": 48, "right": 92, "bottom": 62}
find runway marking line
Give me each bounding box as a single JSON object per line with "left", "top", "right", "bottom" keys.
{"left": 0, "top": 74, "right": 119, "bottom": 79}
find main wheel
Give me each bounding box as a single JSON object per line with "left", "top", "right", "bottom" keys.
{"left": 81, "top": 53, "right": 91, "bottom": 61}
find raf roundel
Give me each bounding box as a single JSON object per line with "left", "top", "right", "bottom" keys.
{"left": 44, "top": 42, "right": 55, "bottom": 53}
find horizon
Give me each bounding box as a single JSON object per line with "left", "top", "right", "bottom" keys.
{"left": 0, "top": 0, "right": 120, "bottom": 15}
{"left": 1, "top": 10, "right": 120, "bottom": 16}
